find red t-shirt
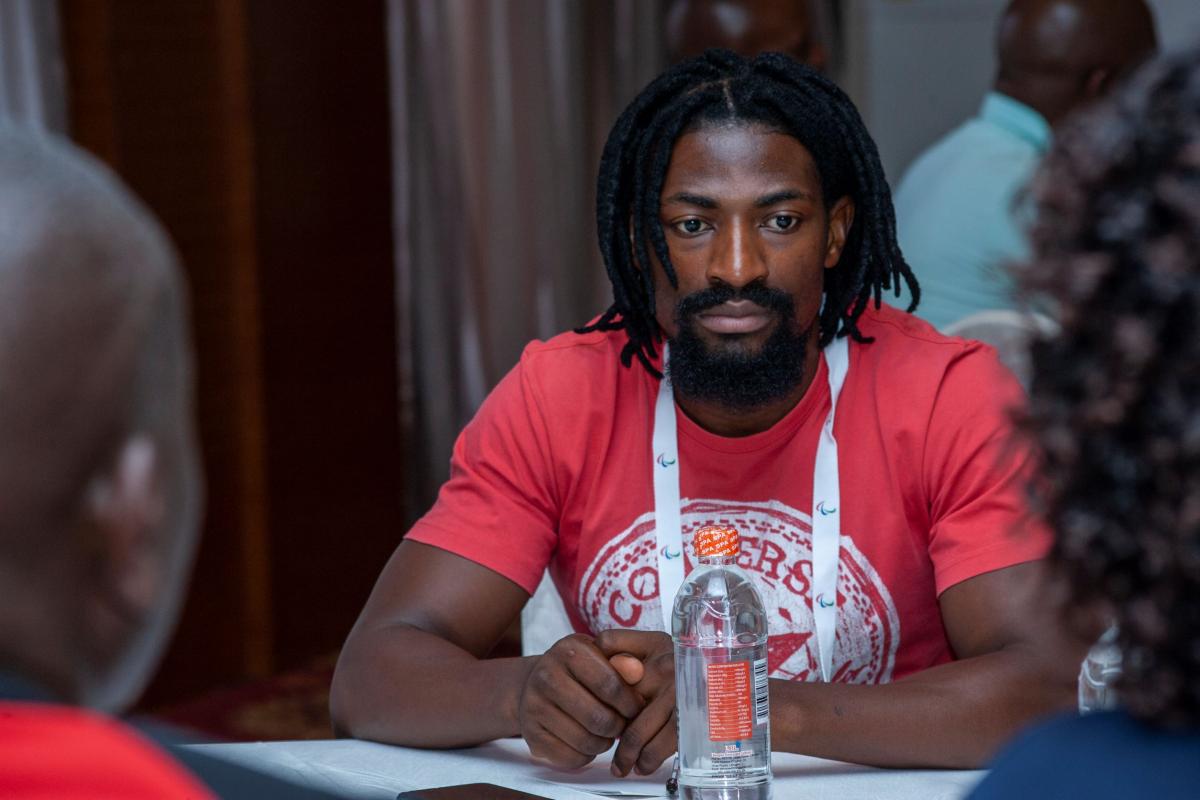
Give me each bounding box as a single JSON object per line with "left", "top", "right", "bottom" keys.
{"left": 409, "top": 304, "right": 1047, "bottom": 683}
{"left": 0, "top": 702, "right": 214, "bottom": 798}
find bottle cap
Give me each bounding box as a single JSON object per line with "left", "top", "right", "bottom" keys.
{"left": 693, "top": 524, "right": 740, "bottom": 558}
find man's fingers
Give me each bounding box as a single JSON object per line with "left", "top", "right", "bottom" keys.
{"left": 609, "top": 653, "right": 645, "bottom": 685}
{"left": 538, "top": 701, "right": 617, "bottom": 757}
{"left": 611, "top": 688, "right": 676, "bottom": 777}
{"left": 560, "top": 644, "right": 645, "bottom": 720}
{"left": 525, "top": 720, "right": 598, "bottom": 771}
{"left": 532, "top": 635, "right": 644, "bottom": 721}
{"left": 634, "top": 707, "right": 678, "bottom": 776}
{"left": 595, "top": 629, "right": 672, "bottom": 661}
{"left": 546, "top": 674, "right": 629, "bottom": 739}
{"left": 630, "top": 649, "right": 675, "bottom": 698}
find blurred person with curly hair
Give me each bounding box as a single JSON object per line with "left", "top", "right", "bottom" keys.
{"left": 970, "top": 45, "right": 1200, "bottom": 800}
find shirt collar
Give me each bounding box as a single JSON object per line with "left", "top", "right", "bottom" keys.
{"left": 980, "top": 91, "right": 1052, "bottom": 152}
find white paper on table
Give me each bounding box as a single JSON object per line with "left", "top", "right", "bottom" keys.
{"left": 491, "top": 738, "right": 670, "bottom": 798}
{"left": 190, "top": 737, "right": 986, "bottom": 800}
{"left": 191, "top": 737, "right": 649, "bottom": 800}
{"left": 187, "top": 740, "right": 400, "bottom": 799}
{"left": 524, "top": 739, "right": 986, "bottom": 800}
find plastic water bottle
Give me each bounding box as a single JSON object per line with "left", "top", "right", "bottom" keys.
{"left": 1078, "top": 625, "right": 1122, "bottom": 714}
{"left": 672, "top": 525, "right": 771, "bottom": 800}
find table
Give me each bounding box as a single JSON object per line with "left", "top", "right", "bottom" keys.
{"left": 190, "top": 737, "right": 987, "bottom": 800}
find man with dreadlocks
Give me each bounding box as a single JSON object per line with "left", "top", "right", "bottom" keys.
{"left": 333, "top": 52, "right": 1078, "bottom": 773}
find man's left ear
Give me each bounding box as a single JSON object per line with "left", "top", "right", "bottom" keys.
{"left": 86, "top": 435, "right": 165, "bottom": 620}
{"left": 825, "top": 196, "right": 856, "bottom": 269}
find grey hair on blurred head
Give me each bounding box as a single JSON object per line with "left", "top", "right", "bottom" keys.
{"left": 0, "top": 126, "right": 202, "bottom": 713}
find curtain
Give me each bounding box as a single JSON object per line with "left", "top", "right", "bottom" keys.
{"left": 0, "top": 0, "right": 66, "bottom": 131}
{"left": 388, "top": 0, "right": 666, "bottom": 519}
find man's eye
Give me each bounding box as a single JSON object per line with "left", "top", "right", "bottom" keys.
{"left": 675, "top": 219, "right": 707, "bottom": 235}
{"left": 767, "top": 215, "right": 799, "bottom": 231}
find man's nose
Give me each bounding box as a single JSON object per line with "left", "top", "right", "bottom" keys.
{"left": 705, "top": 221, "right": 768, "bottom": 288}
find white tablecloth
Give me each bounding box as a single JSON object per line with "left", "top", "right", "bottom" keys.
{"left": 190, "top": 737, "right": 986, "bottom": 800}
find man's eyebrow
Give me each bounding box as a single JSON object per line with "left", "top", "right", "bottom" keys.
{"left": 662, "top": 192, "right": 718, "bottom": 209}
{"left": 755, "top": 190, "right": 814, "bottom": 207}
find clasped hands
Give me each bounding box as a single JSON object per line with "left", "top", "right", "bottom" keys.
{"left": 517, "top": 629, "right": 676, "bottom": 777}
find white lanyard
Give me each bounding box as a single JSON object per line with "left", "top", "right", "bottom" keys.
{"left": 652, "top": 336, "right": 849, "bottom": 683}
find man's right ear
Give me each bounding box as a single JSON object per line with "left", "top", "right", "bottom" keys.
{"left": 84, "top": 435, "right": 164, "bottom": 623}
{"left": 824, "top": 196, "right": 856, "bottom": 270}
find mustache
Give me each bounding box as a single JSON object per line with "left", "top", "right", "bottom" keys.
{"left": 674, "top": 283, "right": 795, "bottom": 320}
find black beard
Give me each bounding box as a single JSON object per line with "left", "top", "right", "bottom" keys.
{"left": 666, "top": 283, "right": 812, "bottom": 411}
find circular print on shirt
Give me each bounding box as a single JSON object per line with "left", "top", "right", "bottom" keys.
{"left": 576, "top": 498, "right": 900, "bottom": 683}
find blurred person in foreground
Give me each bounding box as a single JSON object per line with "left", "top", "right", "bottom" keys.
{"left": 894, "top": 0, "right": 1158, "bottom": 330}
{"left": 0, "top": 129, "right": 338, "bottom": 799}
{"left": 970, "top": 46, "right": 1200, "bottom": 799}
{"left": 665, "top": 0, "right": 829, "bottom": 69}
{"left": 334, "top": 50, "right": 1082, "bottom": 775}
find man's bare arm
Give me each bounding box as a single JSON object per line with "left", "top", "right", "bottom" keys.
{"left": 331, "top": 541, "right": 644, "bottom": 765}
{"left": 765, "top": 561, "right": 1086, "bottom": 768}
{"left": 330, "top": 540, "right": 532, "bottom": 746}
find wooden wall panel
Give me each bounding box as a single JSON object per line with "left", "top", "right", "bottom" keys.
{"left": 59, "top": 0, "right": 403, "bottom": 703}
{"left": 61, "top": 0, "right": 273, "bottom": 704}
{"left": 243, "top": 0, "right": 403, "bottom": 670}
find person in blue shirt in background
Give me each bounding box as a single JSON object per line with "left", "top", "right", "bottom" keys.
{"left": 893, "top": 0, "right": 1157, "bottom": 330}
{"left": 969, "top": 44, "right": 1200, "bottom": 800}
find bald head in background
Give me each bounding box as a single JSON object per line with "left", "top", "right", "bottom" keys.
{"left": 996, "top": 0, "right": 1157, "bottom": 126}
{"left": 0, "top": 128, "right": 201, "bottom": 714}
{"left": 665, "top": 0, "right": 828, "bottom": 70}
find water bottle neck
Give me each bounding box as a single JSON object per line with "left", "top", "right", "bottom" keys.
{"left": 697, "top": 554, "right": 737, "bottom": 567}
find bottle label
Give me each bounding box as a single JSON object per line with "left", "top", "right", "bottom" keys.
{"left": 706, "top": 661, "right": 753, "bottom": 741}
{"left": 753, "top": 657, "right": 769, "bottom": 724}
{"left": 709, "top": 745, "right": 754, "bottom": 777}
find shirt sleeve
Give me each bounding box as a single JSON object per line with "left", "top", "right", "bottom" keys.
{"left": 405, "top": 352, "right": 560, "bottom": 596}
{"left": 922, "top": 344, "right": 1050, "bottom": 595}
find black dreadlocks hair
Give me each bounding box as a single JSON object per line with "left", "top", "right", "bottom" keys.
{"left": 578, "top": 49, "right": 919, "bottom": 376}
